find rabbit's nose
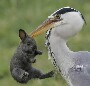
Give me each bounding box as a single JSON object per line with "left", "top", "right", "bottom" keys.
{"left": 28, "top": 50, "right": 33, "bottom": 54}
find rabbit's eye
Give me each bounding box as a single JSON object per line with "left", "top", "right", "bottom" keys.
{"left": 27, "top": 42, "right": 31, "bottom": 45}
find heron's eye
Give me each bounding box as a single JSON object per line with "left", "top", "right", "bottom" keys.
{"left": 55, "top": 14, "right": 60, "bottom": 19}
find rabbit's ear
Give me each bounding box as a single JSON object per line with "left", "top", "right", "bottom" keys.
{"left": 19, "top": 29, "right": 27, "bottom": 41}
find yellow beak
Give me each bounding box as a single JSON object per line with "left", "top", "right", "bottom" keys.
{"left": 30, "top": 16, "right": 59, "bottom": 38}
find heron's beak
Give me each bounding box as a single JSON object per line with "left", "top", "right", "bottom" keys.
{"left": 30, "top": 16, "right": 59, "bottom": 38}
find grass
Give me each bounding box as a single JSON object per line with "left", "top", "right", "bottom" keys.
{"left": 0, "top": 0, "right": 90, "bottom": 86}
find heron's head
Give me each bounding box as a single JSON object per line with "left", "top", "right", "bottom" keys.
{"left": 31, "top": 7, "right": 86, "bottom": 40}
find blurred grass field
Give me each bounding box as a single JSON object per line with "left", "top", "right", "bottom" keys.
{"left": 0, "top": 0, "right": 90, "bottom": 86}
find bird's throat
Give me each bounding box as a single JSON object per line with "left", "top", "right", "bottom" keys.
{"left": 46, "top": 29, "right": 74, "bottom": 78}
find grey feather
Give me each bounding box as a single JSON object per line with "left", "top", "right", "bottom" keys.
{"left": 68, "top": 51, "right": 90, "bottom": 86}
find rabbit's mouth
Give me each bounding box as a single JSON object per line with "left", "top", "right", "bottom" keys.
{"left": 25, "top": 50, "right": 35, "bottom": 55}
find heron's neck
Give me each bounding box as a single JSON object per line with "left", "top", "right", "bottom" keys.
{"left": 48, "top": 33, "right": 74, "bottom": 76}
{"left": 58, "top": 40, "right": 69, "bottom": 53}
{"left": 49, "top": 35, "right": 72, "bottom": 55}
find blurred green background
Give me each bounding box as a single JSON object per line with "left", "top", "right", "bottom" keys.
{"left": 0, "top": 0, "right": 90, "bottom": 86}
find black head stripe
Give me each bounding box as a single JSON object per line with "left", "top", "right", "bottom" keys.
{"left": 53, "top": 7, "right": 77, "bottom": 15}
{"left": 52, "top": 7, "right": 86, "bottom": 24}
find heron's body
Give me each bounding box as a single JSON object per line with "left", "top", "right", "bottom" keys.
{"left": 31, "top": 7, "right": 89, "bottom": 86}
{"left": 45, "top": 8, "right": 90, "bottom": 86}
{"left": 69, "top": 51, "right": 90, "bottom": 86}
{"left": 46, "top": 29, "right": 90, "bottom": 86}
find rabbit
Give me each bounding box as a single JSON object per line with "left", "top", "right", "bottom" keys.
{"left": 10, "top": 29, "right": 54, "bottom": 84}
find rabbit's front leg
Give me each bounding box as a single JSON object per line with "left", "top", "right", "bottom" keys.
{"left": 35, "top": 50, "right": 42, "bottom": 55}
{"left": 39, "top": 71, "right": 54, "bottom": 79}
{"left": 28, "top": 67, "right": 54, "bottom": 79}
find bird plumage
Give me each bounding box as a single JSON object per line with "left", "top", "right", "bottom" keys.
{"left": 68, "top": 51, "right": 90, "bottom": 86}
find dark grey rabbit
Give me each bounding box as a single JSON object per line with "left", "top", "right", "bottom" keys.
{"left": 10, "top": 29, "right": 54, "bottom": 84}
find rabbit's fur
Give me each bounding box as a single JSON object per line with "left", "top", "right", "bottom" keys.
{"left": 10, "top": 29, "right": 54, "bottom": 83}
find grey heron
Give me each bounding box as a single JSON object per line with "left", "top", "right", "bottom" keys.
{"left": 30, "top": 7, "right": 90, "bottom": 86}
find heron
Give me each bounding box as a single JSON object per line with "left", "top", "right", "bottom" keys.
{"left": 30, "top": 7, "right": 90, "bottom": 86}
